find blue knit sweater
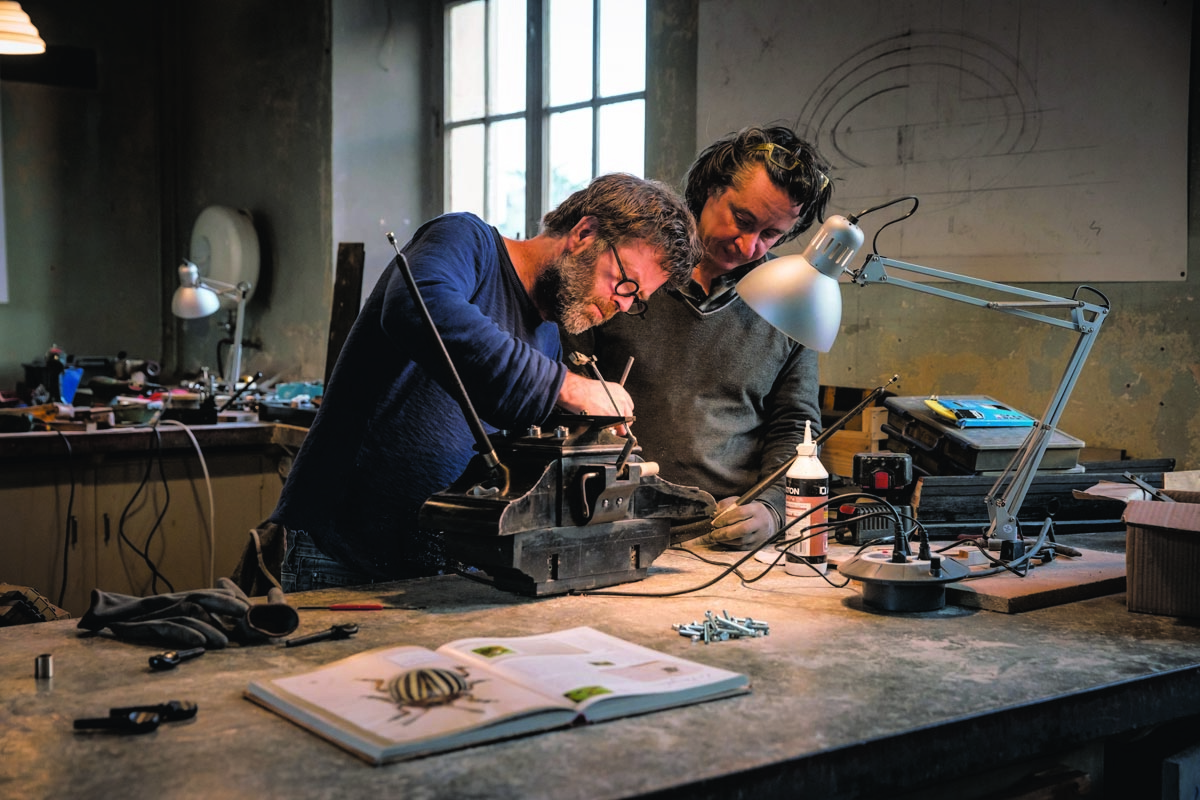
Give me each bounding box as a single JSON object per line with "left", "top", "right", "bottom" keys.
{"left": 272, "top": 213, "right": 566, "bottom": 578}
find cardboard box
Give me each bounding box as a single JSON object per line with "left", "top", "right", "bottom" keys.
{"left": 1125, "top": 490, "right": 1200, "bottom": 618}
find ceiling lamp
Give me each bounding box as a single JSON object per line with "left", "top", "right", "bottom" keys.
{"left": 0, "top": 2, "right": 44, "bottom": 55}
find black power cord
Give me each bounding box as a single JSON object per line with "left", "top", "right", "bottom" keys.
{"left": 55, "top": 432, "right": 76, "bottom": 609}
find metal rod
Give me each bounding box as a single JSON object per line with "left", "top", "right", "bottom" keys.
{"left": 717, "top": 374, "right": 900, "bottom": 517}
{"left": 386, "top": 233, "right": 508, "bottom": 491}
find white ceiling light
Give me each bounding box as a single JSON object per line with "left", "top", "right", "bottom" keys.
{"left": 0, "top": 2, "right": 45, "bottom": 56}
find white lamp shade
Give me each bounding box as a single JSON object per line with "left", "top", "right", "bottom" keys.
{"left": 737, "top": 254, "right": 844, "bottom": 352}
{"left": 172, "top": 286, "right": 222, "bottom": 319}
{"left": 0, "top": 2, "right": 44, "bottom": 55}
{"left": 171, "top": 262, "right": 222, "bottom": 319}
{"left": 737, "top": 214, "right": 864, "bottom": 352}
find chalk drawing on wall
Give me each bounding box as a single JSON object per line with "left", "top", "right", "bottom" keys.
{"left": 698, "top": 0, "right": 1190, "bottom": 282}
{"left": 795, "top": 30, "right": 1042, "bottom": 215}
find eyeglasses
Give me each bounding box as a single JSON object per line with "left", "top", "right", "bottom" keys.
{"left": 749, "top": 143, "right": 831, "bottom": 193}
{"left": 610, "top": 245, "right": 647, "bottom": 318}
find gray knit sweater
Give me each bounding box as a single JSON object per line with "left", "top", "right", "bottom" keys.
{"left": 562, "top": 262, "right": 821, "bottom": 524}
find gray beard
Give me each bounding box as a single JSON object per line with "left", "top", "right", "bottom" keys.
{"left": 534, "top": 243, "right": 605, "bottom": 334}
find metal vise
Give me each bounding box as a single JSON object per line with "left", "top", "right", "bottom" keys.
{"left": 419, "top": 414, "right": 715, "bottom": 596}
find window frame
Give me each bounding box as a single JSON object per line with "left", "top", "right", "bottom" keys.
{"left": 440, "top": 0, "right": 652, "bottom": 239}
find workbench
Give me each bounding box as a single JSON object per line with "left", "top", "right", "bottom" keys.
{"left": 3, "top": 540, "right": 1200, "bottom": 799}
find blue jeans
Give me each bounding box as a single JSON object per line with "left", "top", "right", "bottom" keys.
{"left": 280, "top": 528, "right": 381, "bottom": 593}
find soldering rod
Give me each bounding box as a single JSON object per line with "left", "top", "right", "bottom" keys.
{"left": 714, "top": 374, "right": 900, "bottom": 520}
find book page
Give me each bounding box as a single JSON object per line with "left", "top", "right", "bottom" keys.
{"left": 439, "top": 627, "right": 749, "bottom": 721}
{"left": 246, "top": 645, "right": 576, "bottom": 763}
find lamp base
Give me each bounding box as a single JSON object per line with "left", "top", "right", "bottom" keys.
{"left": 839, "top": 550, "right": 970, "bottom": 612}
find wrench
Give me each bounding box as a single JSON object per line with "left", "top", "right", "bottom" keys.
{"left": 284, "top": 622, "right": 360, "bottom": 648}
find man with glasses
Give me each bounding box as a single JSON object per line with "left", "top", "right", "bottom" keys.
{"left": 563, "top": 126, "right": 832, "bottom": 551}
{"left": 272, "top": 173, "right": 701, "bottom": 589}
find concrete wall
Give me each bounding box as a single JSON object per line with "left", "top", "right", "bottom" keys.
{"left": 0, "top": 0, "right": 331, "bottom": 391}
{"left": 0, "top": 2, "right": 162, "bottom": 388}
{"left": 331, "top": 0, "right": 432, "bottom": 303}
{"left": 169, "top": 1, "right": 332, "bottom": 384}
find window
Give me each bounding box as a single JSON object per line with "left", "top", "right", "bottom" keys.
{"left": 444, "top": 0, "right": 646, "bottom": 239}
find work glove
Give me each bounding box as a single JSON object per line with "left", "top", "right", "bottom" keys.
{"left": 77, "top": 585, "right": 251, "bottom": 649}
{"left": 214, "top": 577, "right": 299, "bottom": 644}
{"left": 707, "top": 499, "right": 779, "bottom": 551}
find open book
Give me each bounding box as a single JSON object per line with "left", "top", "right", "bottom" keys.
{"left": 245, "top": 626, "right": 749, "bottom": 764}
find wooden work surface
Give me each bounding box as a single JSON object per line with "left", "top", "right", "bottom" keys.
{"left": 3, "top": 546, "right": 1200, "bottom": 800}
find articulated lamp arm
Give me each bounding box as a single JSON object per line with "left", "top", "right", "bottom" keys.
{"left": 851, "top": 255, "right": 1110, "bottom": 545}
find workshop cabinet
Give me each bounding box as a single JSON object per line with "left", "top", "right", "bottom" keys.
{"left": 1, "top": 462, "right": 98, "bottom": 616}
{"left": 90, "top": 451, "right": 281, "bottom": 602}
{"left": 0, "top": 426, "right": 293, "bottom": 617}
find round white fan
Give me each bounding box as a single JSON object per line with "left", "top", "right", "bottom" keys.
{"left": 189, "top": 206, "right": 260, "bottom": 309}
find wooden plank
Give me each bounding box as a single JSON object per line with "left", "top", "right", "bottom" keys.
{"left": 325, "top": 242, "right": 365, "bottom": 388}
{"left": 946, "top": 548, "right": 1126, "bottom": 613}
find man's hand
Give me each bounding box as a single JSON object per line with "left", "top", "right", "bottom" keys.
{"left": 557, "top": 372, "right": 633, "bottom": 433}
{"left": 707, "top": 497, "right": 777, "bottom": 550}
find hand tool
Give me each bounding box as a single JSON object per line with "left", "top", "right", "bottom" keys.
{"left": 285, "top": 622, "right": 359, "bottom": 648}
{"left": 296, "top": 602, "right": 415, "bottom": 611}
{"left": 110, "top": 700, "right": 198, "bottom": 722}
{"left": 74, "top": 711, "right": 161, "bottom": 734}
{"left": 149, "top": 646, "right": 206, "bottom": 671}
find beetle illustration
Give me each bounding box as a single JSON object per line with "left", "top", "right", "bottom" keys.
{"left": 363, "top": 666, "right": 493, "bottom": 725}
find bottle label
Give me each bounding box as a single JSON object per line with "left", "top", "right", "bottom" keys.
{"left": 785, "top": 477, "right": 828, "bottom": 560}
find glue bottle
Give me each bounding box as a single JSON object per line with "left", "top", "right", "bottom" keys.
{"left": 784, "top": 420, "right": 829, "bottom": 576}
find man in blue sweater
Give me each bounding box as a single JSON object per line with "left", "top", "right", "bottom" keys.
{"left": 563, "top": 127, "right": 832, "bottom": 551}
{"left": 273, "top": 173, "right": 701, "bottom": 590}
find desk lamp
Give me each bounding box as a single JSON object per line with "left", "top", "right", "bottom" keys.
{"left": 171, "top": 259, "right": 251, "bottom": 390}
{"left": 737, "top": 197, "right": 1110, "bottom": 611}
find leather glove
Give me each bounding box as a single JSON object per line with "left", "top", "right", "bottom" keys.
{"left": 215, "top": 577, "right": 299, "bottom": 644}
{"left": 77, "top": 585, "right": 251, "bottom": 649}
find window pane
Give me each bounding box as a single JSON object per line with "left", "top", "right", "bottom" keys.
{"left": 447, "top": 1, "right": 485, "bottom": 121}
{"left": 597, "top": 100, "right": 644, "bottom": 175}
{"left": 547, "top": 107, "right": 593, "bottom": 210}
{"left": 547, "top": 0, "right": 593, "bottom": 107}
{"left": 488, "top": 118, "right": 527, "bottom": 238}
{"left": 489, "top": 0, "right": 526, "bottom": 116}
{"left": 448, "top": 125, "right": 486, "bottom": 217}
{"left": 598, "top": 0, "right": 644, "bottom": 97}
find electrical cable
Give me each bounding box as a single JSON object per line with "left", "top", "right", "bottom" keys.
{"left": 575, "top": 495, "right": 848, "bottom": 598}
{"left": 113, "top": 426, "right": 177, "bottom": 593}
{"left": 54, "top": 432, "right": 76, "bottom": 609}
{"left": 154, "top": 419, "right": 217, "bottom": 588}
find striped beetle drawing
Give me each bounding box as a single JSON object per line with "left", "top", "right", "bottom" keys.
{"left": 364, "top": 666, "right": 493, "bottom": 725}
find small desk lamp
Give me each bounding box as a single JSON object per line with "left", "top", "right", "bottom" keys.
{"left": 737, "top": 197, "right": 1110, "bottom": 610}
{"left": 171, "top": 259, "right": 251, "bottom": 390}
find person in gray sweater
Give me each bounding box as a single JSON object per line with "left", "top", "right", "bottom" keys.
{"left": 562, "top": 126, "right": 832, "bottom": 550}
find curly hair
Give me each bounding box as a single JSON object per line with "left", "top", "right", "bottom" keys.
{"left": 684, "top": 125, "right": 833, "bottom": 246}
{"left": 541, "top": 173, "right": 702, "bottom": 289}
